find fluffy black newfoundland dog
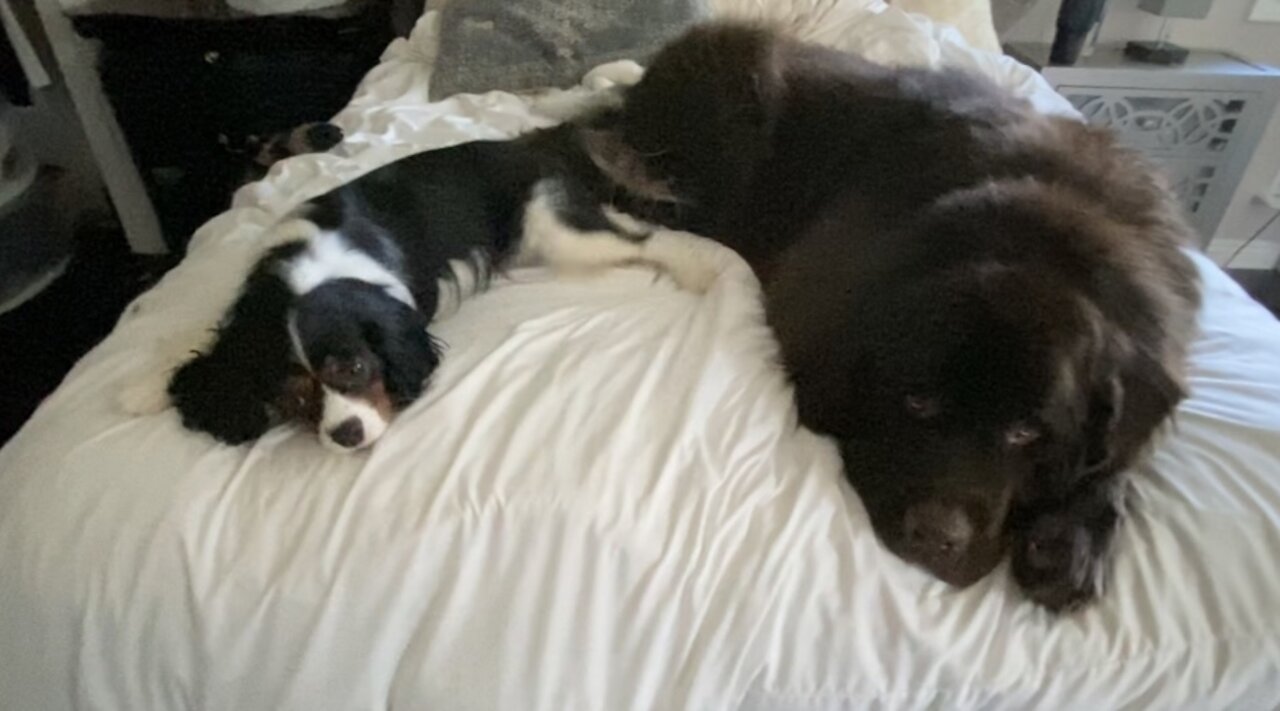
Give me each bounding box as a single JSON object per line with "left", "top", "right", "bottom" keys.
{"left": 584, "top": 25, "right": 1201, "bottom": 610}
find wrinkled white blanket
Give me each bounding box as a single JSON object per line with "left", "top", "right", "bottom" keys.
{"left": 3, "top": 7, "right": 1279, "bottom": 710}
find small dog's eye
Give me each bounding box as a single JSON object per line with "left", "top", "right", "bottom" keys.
{"left": 905, "top": 395, "right": 940, "bottom": 418}
{"left": 1005, "top": 423, "right": 1041, "bottom": 447}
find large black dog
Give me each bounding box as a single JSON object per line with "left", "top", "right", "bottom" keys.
{"left": 585, "top": 25, "right": 1201, "bottom": 611}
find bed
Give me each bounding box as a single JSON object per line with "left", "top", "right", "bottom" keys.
{"left": 3, "top": 2, "right": 1280, "bottom": 709}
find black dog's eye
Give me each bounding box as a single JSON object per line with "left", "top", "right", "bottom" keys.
{"left": 349, "top": 360, "right": 366, "bottom": 376}
{"left": 1005, "top": 423, "right": 1041, "bottom": 447}
{"left": 904, "top": 395, "right": 940, "bottom": 419}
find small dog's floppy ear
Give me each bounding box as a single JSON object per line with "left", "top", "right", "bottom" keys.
{"left": 168, "top": 250, "right": 299, "bottom": 444}
{"left": 169, "top": 350, "right": 275, "bottom": 444}
{"left": 362, "top": 299, "right": 441, "bottom": 409}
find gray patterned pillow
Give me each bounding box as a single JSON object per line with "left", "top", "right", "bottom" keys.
{"left": 429, "top": 0, "right": 709, "bottom": 100}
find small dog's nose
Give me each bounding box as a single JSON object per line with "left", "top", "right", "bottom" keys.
{"left": 904, "top": 501, "right": 974, "bottom": 558}
{"left": 327, "top": 417, "right": 365, "bottom": 449}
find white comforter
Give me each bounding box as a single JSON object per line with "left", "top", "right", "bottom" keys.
{"left": 4, "top": 7, "right": 1280, "bottom": 710}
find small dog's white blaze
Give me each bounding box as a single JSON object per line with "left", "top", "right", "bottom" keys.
{"left": 318, "top": 387, "right": 390, "bottom": 452}
{"left": 283, "top": 229, "right": 415, "bottom": 308}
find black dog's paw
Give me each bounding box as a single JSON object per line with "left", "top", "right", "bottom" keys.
{"left": 1011, "top": 512, "right": 1104, "bottom": 613}
{"left": 168, "top": 355, "right": 272, "bottom": 445}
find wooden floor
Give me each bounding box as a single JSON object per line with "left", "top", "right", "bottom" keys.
{"left": 1227, "top": 269, "right": 1280, "bottom": 319}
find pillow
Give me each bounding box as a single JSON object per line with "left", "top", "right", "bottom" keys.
{"left": 708, "top": 0, "right": 887, "bottom": 46}
{"left": 428, "top": 0, "right": 710, "bottom": 100}
{"left": 891, "top": 0, "right": 1001, "bottom": 53}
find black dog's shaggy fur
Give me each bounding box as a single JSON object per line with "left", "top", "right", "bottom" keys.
{"left": 586, "top": 25, "right": 1202, "bottom": 610}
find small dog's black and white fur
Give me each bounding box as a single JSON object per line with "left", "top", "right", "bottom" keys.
{"left": 125, "top": 122, "right": 723, "bottom": 451}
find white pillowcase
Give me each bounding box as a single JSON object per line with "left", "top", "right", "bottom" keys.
{"left": 893, "top": 0, "right": 1001, "bottom": 52}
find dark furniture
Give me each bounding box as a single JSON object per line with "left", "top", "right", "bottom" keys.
{"left": 72, "top": 1, "right": 400, "bottom": 251}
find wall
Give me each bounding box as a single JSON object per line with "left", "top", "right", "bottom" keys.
{"left": 1006, "top": 0, "right": 1280, "bottom": 269}
{"left": 3, "top": 0, "right": 108, "bottom": 226}
{"left": 12, "top": 85, "right": 108, "bottom": 218}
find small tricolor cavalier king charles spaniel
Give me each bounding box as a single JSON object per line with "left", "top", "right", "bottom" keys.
{"left": 123, "top": 124, "right": 724, "bottom": 451}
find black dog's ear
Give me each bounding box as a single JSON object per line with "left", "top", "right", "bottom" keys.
{"left": 1080, "top": 344, "right": 1185, "bottom": 480}
{"left": 169, "top": 251, "right": 299, "bottom": 444}
{"left": 1014, "top": 345, "right": 1184, "bottom": 611}
{"left": 790, "top": 355, "right": 862, "bottom": 437}
{"left": 1081, "top": 369, "right": 1123, "bottom": 475}
{"left": 362, "top": 299, "right": 441, "bottom": 409}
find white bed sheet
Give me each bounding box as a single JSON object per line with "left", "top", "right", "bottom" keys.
{"left": 3, "top": 8, "right": 1280, "bottom": 710}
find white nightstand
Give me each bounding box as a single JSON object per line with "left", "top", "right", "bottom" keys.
{"left": 1007, "top": 43, "right": 1280, "bottom": 248}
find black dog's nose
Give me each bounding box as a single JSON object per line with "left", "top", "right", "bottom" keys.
{"left": 904, "top": 501, "right": 974, "bottom": 558}
{"left": 327, "top": 417, "right": 364, "bottom": 449}
{"left": 305, "top": 123, "right": 344, "bottom": 151}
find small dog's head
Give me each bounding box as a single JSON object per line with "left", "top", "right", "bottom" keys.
{"left": 169, "top": 247, "right": 438, "bottom": 451}
{"left": 286, "top": 279, "right": 439, "bottom": 451}
{"left": 776, "top": 182, "right": 1193, "bottom": 587}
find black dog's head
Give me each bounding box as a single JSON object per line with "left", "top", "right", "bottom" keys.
{"left": 169, "top": 246, "right": 439, "bottom": 450}
{"left": 774, "top": 181, "right": 1195, "bottom": 588}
